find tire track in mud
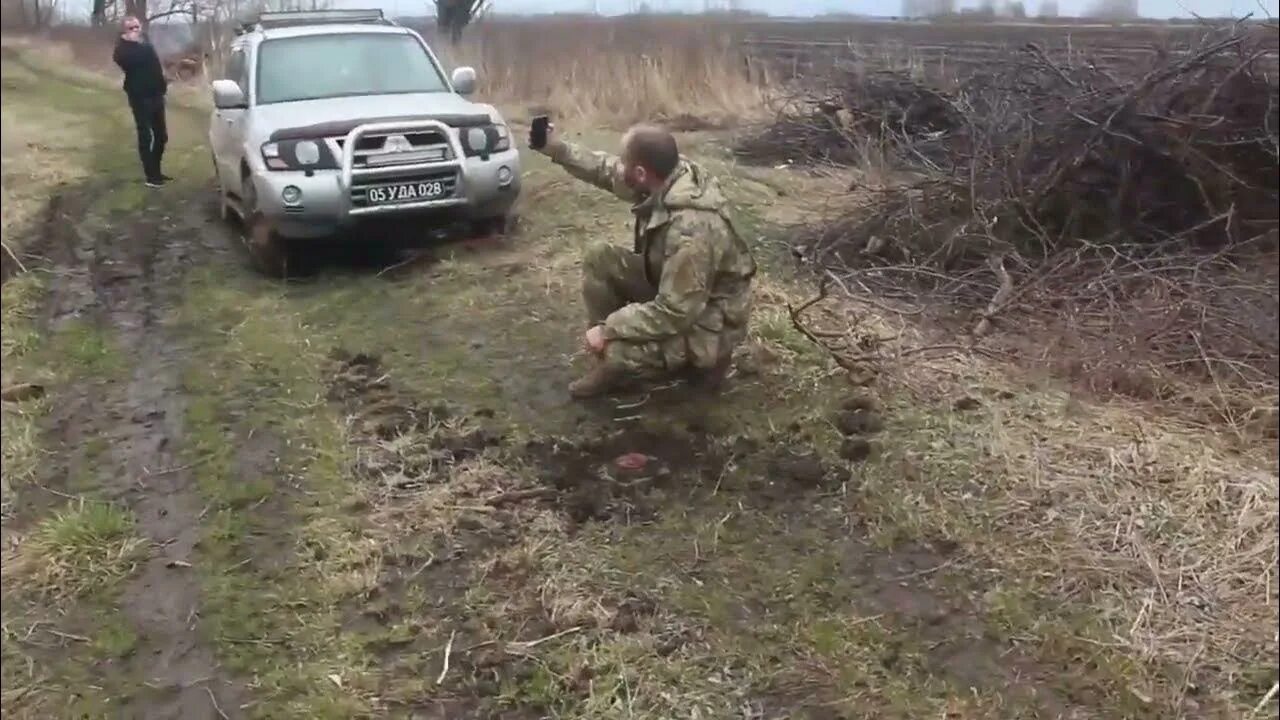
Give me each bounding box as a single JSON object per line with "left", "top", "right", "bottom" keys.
{"left": 35, "top": 186, "right": 247, "bottom": 719}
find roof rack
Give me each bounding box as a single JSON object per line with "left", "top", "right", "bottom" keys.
{"left": 235, "top": 8, "right": 394, "bottom": 34}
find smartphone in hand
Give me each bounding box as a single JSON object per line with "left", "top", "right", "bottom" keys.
{"left": 529, "top": 115, "right": 550, "bottom": 150}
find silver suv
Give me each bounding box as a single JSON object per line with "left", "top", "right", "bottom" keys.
{"left": 208, "top": 9, "right": 521, "bottom": 273}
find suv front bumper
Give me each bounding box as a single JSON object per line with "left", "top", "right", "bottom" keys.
{"left": 251, "top": 119, "right": 521, "bottom": 238}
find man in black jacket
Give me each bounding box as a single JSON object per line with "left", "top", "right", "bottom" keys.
{"left": 113, "top": 16, "right": 169, "bottom": 187}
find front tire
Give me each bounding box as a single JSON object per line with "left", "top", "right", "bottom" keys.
{"left": 469, "top": 214, "right": 512, "bottom": 238}
{"left": 240, "top": 174, "right": 289, "bottom": 278}
{"left": 212, "top": 153, "right": 231, "bottom": 223}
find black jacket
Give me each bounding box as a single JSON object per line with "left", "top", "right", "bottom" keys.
{"left": 113, "top": 36, "right": 167, "bottom": 99}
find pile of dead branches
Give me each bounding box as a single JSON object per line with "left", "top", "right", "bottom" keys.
{"left": 767, "top": 24, "right": 1280, "bottom": 424}
{"left": 732, "top": 68, "right": 963, "bottom": 166}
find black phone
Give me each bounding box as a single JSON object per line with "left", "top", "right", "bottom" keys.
{"left": 529, "top": 115, "right": 550, "bottom": 150}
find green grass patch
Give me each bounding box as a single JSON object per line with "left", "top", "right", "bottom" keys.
{"left": 174, "top": 266, "right": 387, "bottom": 717}
{"left": 48, "top": 318, "right": 123, "bottom": 377}
{"left": 4, "top": 501, "right": 146, "bottom": 601}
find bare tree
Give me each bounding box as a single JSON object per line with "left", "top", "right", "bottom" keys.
{"left": 1038, "top": 0, "right": 1058, "bottom": 17}
{"left": 3, "top": 0, "right": 59, "bottom": 27}
{"left": 435, "top": 0, "right": 487, "bottom": 43}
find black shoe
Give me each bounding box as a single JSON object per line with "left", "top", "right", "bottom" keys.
{"left": 159, "top": 173, "right": 174, "bottom": 182}
{"left": 145, "top": 177, "right": 166, "bottom": 188}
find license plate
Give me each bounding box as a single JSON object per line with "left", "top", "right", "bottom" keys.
{"left": 366, "top": 180, "right": 448, "bottom": 205}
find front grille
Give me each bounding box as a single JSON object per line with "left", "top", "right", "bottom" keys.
{"left": 332, "top": 130, "right": 453, "bottom": 169}
{"left": 335, "top": 131, "right": 447, "bottom": 150}
{"left": 350, "top": 169, "right": 459, "bottom": 209}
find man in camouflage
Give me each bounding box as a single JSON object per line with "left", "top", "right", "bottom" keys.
{"left": 531, "top": 123, "right": 757, "bottom": 398}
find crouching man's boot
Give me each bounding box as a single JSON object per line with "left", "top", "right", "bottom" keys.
{"left": 687, "top": 354, "right": 733, "bottom": 392}
{"left": 568, "top": 362, "right": 623, "bottom": 399}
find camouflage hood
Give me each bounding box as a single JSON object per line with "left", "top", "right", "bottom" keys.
{"left": 637, "top": 159, "right": 730, "bottom": 226}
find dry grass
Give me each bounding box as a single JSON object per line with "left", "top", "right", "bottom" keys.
{"left": 0, "top": 42, "right": 92, "bottom": 515}
{"left": 426, "top": 17, "right": 770, "bottom": 127}
{"left": 0, "top": 48, "right": 95, "bottom": 257}
{"left": 815, "top": 294, "right": 1280, "bottom": 711}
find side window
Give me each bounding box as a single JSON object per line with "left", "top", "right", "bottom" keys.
{"left": 224, "top": 50, "right": 247, "bottom": 95}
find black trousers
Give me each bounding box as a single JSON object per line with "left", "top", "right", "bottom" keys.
{"left": 128, "top": 94, "right": 168, "bottom": 182}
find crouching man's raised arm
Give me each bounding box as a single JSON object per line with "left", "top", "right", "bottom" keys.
{"left": 530, "top": 122, "right": 639, "bottom": 203}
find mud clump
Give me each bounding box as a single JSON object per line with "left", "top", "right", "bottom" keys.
{"left": 763, "top": 444, "right": 856, "bottom": 489}
{"left": 769, "top": 451, "right": 827, "bottom": 487}
{"left": 833, "top": 392, "right": 885, "bottom": 465}
{"left": 1, "top": 382, "right": 45, "bottom": 403}
{"left": 609, "top": 592, "right": 659, "bottom": 634}
{"left": 839, "top": 437, "right": 879, "bottom": 463}
{"left": 835, "top": 408, "right": 884, "bottom": 436}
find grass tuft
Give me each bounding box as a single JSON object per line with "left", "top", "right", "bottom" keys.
{"left": 3, "top": 501, "right": 146, "bottom": 600}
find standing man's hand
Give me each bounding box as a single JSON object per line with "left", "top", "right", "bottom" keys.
{"left": 583, "top": 325, "right": 608, "bottom": 355}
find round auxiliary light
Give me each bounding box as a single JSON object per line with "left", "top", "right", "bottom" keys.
{"left": 294, "top": 140, "right": 320, "bottom": 165}
{"left": 497, "top": 166, "right": 513, "bottom": 186}
{"left": 281, "top": 185, "right": 302, "bottom": 205}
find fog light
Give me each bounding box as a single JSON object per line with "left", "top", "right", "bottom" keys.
{"left": 281, "top": 185, "right": 302, "bottom": 205}
{"left": 497, "top": 166, "right": 513, "bottom": 186}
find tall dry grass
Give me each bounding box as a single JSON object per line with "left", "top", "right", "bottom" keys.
{"left": 34, "top": 17, "right": 774, "bottom": 128}
{"left": 424, "top": 16, "right": 772, "bottom": 127}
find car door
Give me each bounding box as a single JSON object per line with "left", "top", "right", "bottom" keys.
{"left": 211, "top": 47, "right": 249, "bottom": 188}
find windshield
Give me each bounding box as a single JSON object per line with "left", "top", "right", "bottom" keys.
{"left": 255, "top": 33, "right": 448, "bottom": 104}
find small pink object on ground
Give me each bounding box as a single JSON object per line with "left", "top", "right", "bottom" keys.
{"left": 614, "top": 453, "right": 649, "bottom": 471}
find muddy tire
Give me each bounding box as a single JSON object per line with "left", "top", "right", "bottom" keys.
{"left": 470, "top": 215, "right": 511, "bottom": 238}
{"left": 212, "top": 153, "right": 231, "bottom": 223}
{"left": 247, "top": 214, "right": 290, "bottom": 278}
{"left": 241, "top": 175, "right": 290, "bottom": 278}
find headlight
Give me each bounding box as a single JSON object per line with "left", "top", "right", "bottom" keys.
{"left": 493, "top": 124, "right": 511, "bottom": 152}
{"left": 260, "top": 139, "right": 336, "bottom": 171}
{"left": 295, "top": 140, "right": 320, "bottom": 165}
{"left": 461, "top": 124, "right": 511, "bottom": 157}
{"left": 261, "top": 142, "right": 286, "bottom": 170}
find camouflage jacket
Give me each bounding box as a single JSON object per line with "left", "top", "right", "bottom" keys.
{"left": 550, "top": 141, "right": 757, "bottom": 358}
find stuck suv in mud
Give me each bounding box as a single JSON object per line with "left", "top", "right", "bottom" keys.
{"left": 207, "top": 9, "right": 521, "bottom": 274}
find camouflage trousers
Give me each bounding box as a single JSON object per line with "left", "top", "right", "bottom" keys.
{"left": 582, "top": 243, "right": 743, "bottom": 378}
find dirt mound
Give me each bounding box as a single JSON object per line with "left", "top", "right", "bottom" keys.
{"left": 523, "top": 429, "right": 715, "bottom": 526}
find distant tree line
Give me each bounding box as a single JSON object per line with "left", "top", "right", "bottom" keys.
{"left": 900, "top": 0, "right": 1140, "bottom": 19}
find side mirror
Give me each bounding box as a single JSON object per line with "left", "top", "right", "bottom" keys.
{"left": 450, "top": 66, "right": 476, "bottom": 96}
{"left": 211, "top": 79, "right": 246, "bottom": 109}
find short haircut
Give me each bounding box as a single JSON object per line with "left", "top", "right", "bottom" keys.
{"left": 622, "top": 124, "right": 680, "bottom": 180}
